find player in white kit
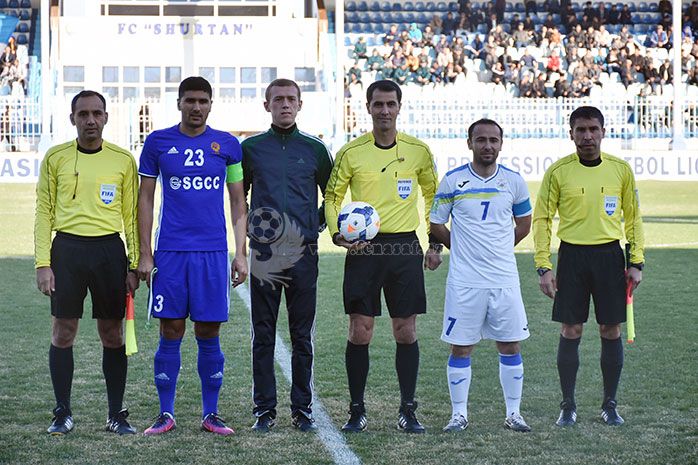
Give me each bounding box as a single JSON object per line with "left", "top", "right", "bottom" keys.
{"left": 429, "top": 119, "right": 533, "bottom": 433}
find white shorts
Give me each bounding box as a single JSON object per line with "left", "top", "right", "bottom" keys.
{"left": 441, "top": 283, "right": 530, "bottom": 346}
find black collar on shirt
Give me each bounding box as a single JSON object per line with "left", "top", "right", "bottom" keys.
{"left": 374, "top": 140, "right": 396, "bottom": 150}
{"left": 579, "top": 156, "right": 602, "bottom": 167}
{"left": 77, "top": 142, "right": 102, "bottom": 154}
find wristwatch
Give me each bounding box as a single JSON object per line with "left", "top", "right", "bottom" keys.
{"left": 629, "top": 263, "right": 644, "bottom": 271}
{"left": 537, "top": 268, "right": 551, "bottom": 277}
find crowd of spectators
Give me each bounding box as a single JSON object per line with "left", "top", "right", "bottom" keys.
{"left": 347, "top": 0, "right": 698, "bottom": 98}
{"left": 0, "top": 36, "right": 26, "bottom": 97}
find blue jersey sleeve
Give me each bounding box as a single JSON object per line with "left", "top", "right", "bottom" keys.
{"left": 224, "top": 133, "right": 242, "bottom": 166}
{"left": 139, "top": 132, "right": 160, "bottom": 177}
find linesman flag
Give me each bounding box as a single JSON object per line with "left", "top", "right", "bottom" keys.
{"left": 125, "top": 293, "right": 138, "bottom": 356}
{"left": 625, "top": 243, "right": 635, "bottom": 344}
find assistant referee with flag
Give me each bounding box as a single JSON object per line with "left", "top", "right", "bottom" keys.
{"left": 35, "top": 90, "right": 140, "bottom": 435}
{"left": 533, "top": 105, "right": 644, "bottom": 428}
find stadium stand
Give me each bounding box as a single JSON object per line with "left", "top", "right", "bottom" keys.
{"left": 342, "top": 0, "right": 698, "bottom": 100}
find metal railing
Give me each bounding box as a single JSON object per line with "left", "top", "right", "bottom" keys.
{"left": 345, "top": 94, "right": 698, "bottom": 140}
{"left": 2, "top": 94, "right": 696, "bottom": 153}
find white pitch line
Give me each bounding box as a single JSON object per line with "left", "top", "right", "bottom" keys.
{"left": 235, "top": 284, "right": 362, "bottom": 465}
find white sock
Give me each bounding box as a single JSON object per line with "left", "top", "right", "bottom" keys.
{"left": 447, "top": 354, "right": 471, "bottom": 419}
{"left": 499, "top": 353, "right": 524, "bottom": 417}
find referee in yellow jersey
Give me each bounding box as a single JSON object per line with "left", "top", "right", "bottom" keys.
{"left": 325, "top": 80, "right": 441, "bottom": 433}
{"left": 35, "top": 91, "right": 140, "bottom": 436}
{"left": 533, "top": 106, "right": 644, "bottom": 428}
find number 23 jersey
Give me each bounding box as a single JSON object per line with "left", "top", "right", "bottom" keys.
{"left": 431, "top": 163, "right": 531, "bottom": 288}
{"left": 139, "top": 124, "right": 242, "bottom": 252}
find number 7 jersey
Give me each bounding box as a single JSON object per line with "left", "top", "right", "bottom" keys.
{"left": 139, "top": 124, "right": 243, "bottom": 251}
{"left": 430, "top": 163, "right": 532, "bottom": 288}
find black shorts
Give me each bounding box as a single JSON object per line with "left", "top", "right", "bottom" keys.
{"left": 343, "top": 231, "right": 426, "bottom": 318}
{"left": 50, "top": 232, "right": 127, "bottom": 320}
{"left": 552, "top": 240, "right": 626, "bottom": 325}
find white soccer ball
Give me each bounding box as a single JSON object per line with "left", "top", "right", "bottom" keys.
{"left": 337, "top": 201, "right": 381, "bottom": 242}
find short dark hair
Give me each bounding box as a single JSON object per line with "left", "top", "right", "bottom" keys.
{"left": 71, "top": 90, "right": 106, "bottom": 113}
{"left": 366, "top": 79, "right": 402, "bottom": 104}
{"left": 265, "top": 78, "right": 301, "bottom": 102}
{"left": 569, "top": 105, "right": 605, "bottom": 129}
{"left": 467, "top": 118, "right": 503, "bottom": 140}
{"left": 178, "top": 76, "right": 212, "bottom": 99}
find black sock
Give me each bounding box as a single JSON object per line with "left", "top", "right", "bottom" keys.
{"left": 557, "top": 335, "right": 581, "bottom": 404}
{"left": 395, "top": 341, "right": 419, "bottom": 405}
{"left": 49, "top": 345, "right": 73, "bottom": 411}
{"left": 600, "top": 336, "right": 624, "bottom": 404}
{"left": 345, "top": 341, "right": 369, "bottom": 405}
{"left": 103, "top": 345, "right": 127, "bottom": 417}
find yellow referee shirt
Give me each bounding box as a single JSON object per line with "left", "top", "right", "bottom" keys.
{"left": 325, "top": 131, "right": 438, "bottom": 236}
{"left": 34, "top": 140, "right": 139, "bottom": 268}
{"left": 533, "top": 152, "right": 644, "bottom": 270}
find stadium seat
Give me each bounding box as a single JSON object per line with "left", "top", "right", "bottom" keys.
{"left": 346, "top": 11, "right": 359, "bottom": 22}
{"left": 368, "top": 22, "right": 381, "bottom": 33}
{"left": 471, "top": 2, "right": 481, "bottom": 9}
{"left": 368, "top": 11, "right": 383, "bottom": 22}
{"left": 644, "top": 12, "right": 661, "bottom": 23}
{"left": 404, "top": 11, "right": 416, "bottom": 22}
{"left": 436, "top": 2, "right": 448, "bottom": 12}
{"left": 572, "top": 2, "right": 582, "bottom": 12}
{"left": 477, "top": 23, "right": 488, "bottom": 33}
{"left": 20, "top": 0, "right": 29, "bottom": 6}
{"left": 648, "top": 2, "right": 658, "bottom": 12}
{"left": 425, "top": 1, "right": 437, "bottom": 12}
{"left": 380, "top": 1, "right": 392, "bottom": 12}
{"left": 405, "top": 1, "right": 416, "bottom": 11}
{"left": 449, "top": 2, "right": 459, "bottom": 12}
{"left": 638, "top": 2, "right": 649, "bottom": 11}
{"left": 514, "top": 3, "right": 525, "bottom": 12}
{"left": 0, "top": 0, "right": 7, "bottom": 7}
{"left": 357, "top": 11, "right": 370, "bottom": 22}
{"left": 502, "top": 23, "right": 511, "bottom": 33}
{"left": 346, "top": 1, "right": 357, "bottom": 11}
{"left": 8, "top": 0, "right": 18, "bottom": 7}
{"left": 382, "top": 11, "right": 393, "bottom": 22}
{"left": 392, "top": 2, "right": 402, "bottom": 11}
{"left": 16, "top": 22, "right": 27, "bottom": 33}
{"left": 631, "top": 13, "right": 641, "bottom": 23}
{"left": 15, "top": 33, "right": 26, "bottom": 44}
{"left": 416, "top": 11, "right": 429, "bottom": 23}
{"left": 505, "top": 2, "right": 513, "bottom": 11}
{"left": 552, "top": 13, "right": 561, "bottom": 22}
{"left": 357, "top": 1, "right": 368, "bottom": 12}
{"left": 344, "top": 36, "right": 352, "bottom": 46}
{"left": 369, "top": 1, "right": 380, "bottom": 11}
{"left": 628, "top": 3, "right": 637, "bottom": 11}
{"left": 392, "top": 11, "right": 404, "bottom": 22}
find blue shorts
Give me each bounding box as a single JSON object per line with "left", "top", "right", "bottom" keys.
{"left": 149, "top": 250, "right": 230, "bottom": 322}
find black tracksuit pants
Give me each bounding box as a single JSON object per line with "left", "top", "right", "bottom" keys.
{"left": 251, "top": 247, "right": 318, "bottom": 417}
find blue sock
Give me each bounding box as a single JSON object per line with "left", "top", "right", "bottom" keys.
{"left": 153, "top": 336, "right": 182, "bottom": 416}
{"left": 197, "top": 336, "right": 225, "bottom": 417}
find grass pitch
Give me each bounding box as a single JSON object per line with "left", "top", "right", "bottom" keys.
{"left": 0, "top": 181, "right": 697, "bottom": 465}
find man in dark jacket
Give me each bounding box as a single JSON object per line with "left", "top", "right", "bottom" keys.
{"left": 242, "top": 78, "right": 333, "bottom": 433}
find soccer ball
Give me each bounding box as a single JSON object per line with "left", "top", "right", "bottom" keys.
{"left": 248, "top": 207, "right": 284, "bottom": 243}
{"left": 337, "top": 201, "right": 380, "bottom": 242}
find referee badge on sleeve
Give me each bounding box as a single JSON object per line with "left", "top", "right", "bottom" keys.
{"left": 100, "top": 184, "right": 117, "bottom": 205}
{"left": 604, "top": 195, "right": 618, "bottom": 216}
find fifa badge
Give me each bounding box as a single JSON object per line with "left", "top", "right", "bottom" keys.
{"left": 397, "top": 179, "right": 412, "bottom": 200}
{"left": 100, "top": 184, "right": 116, "bottom": 205}
{"left": 604, "top": 195, "right": 618, "bottom": 216}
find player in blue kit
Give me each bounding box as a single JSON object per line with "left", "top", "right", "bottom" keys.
{"left": 137, "top": 77, "right": 248, "bottom": 436}
{"left": 430, "top": 119, "right": 533, "bottom": 433}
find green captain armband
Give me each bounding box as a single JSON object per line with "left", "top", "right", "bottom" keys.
{"left": 226, "top": 163, "right": 243, "bottom": 183}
